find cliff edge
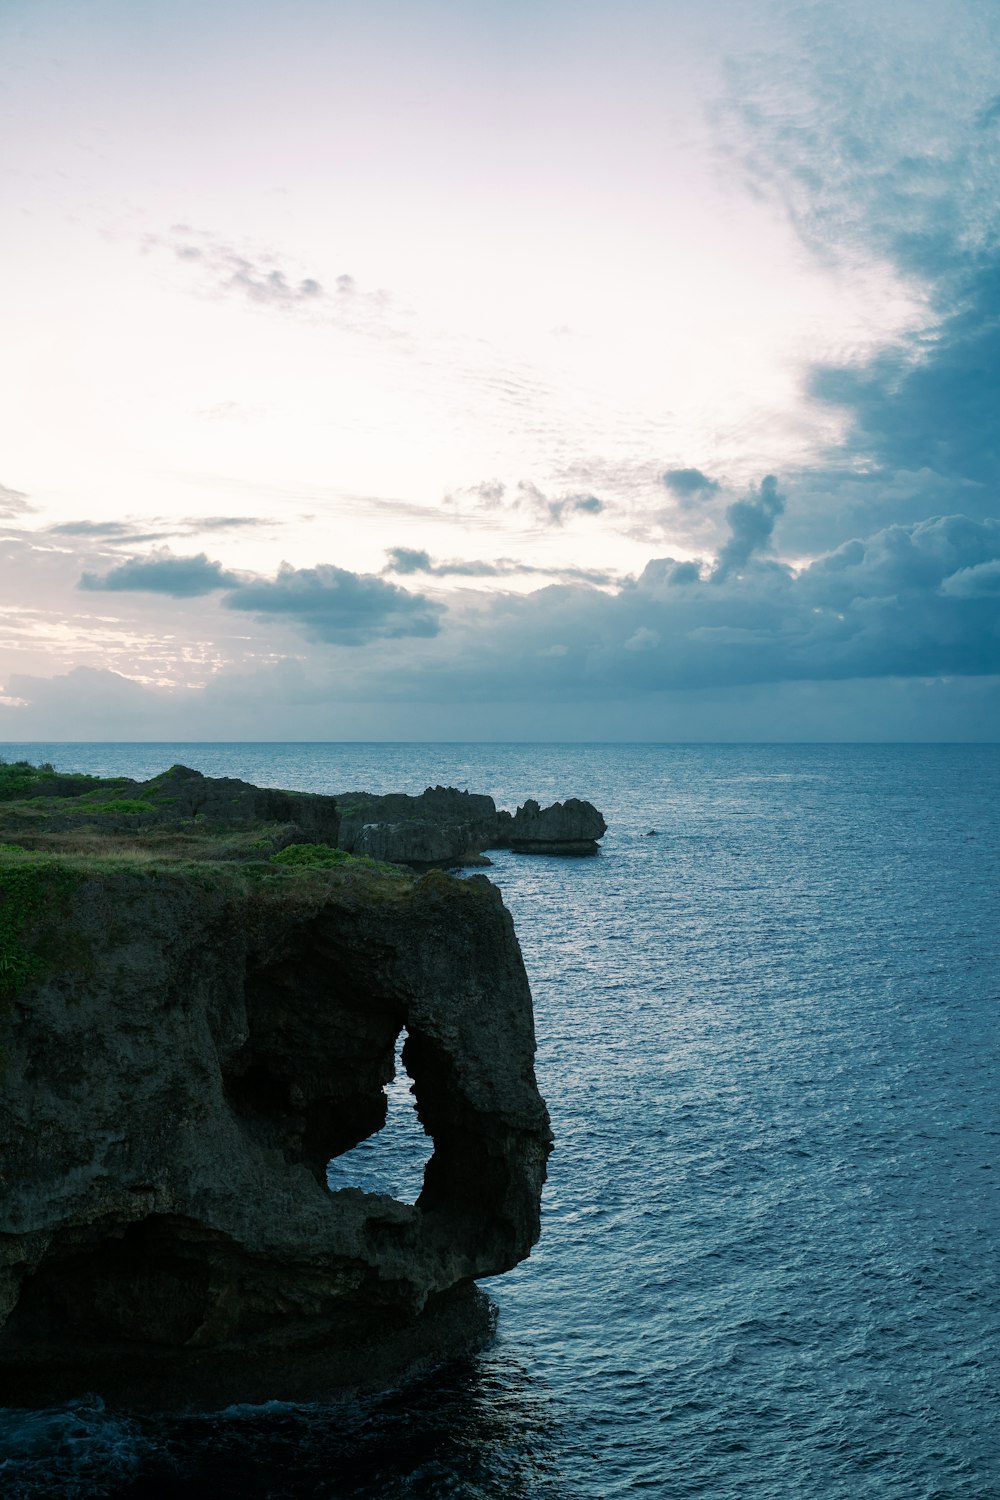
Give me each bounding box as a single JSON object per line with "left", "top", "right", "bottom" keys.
{"left": 0, "top": 840, "right": 552, "bottom": 1407}
{"left": 0, "top": 761, "right": 607, "bottom": 868}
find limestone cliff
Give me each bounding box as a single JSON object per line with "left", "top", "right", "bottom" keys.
{"left": 0, "top": 852, "right": 552, "bottom": 1407}
{"left": 0, "top": 762, "right": 606, "bottom": 868}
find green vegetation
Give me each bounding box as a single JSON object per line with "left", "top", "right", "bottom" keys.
{"left": 0, "top": 758, "right": 128, "bottom": 804}
{"left": 271, "top": 843, "right": 405, "bottom": 876}
{"left": 0, "top": 764, "right": 412, "bottom": 907}
{"left": 0, "top": 853, "right": 79, "bottom": 996}
{"left": 89, "top": 799, "right": 156, "bottom": 816}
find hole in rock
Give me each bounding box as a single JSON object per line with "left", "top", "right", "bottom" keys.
{"left": 325, "top": 1029, "right": 432, "bottom": 1204}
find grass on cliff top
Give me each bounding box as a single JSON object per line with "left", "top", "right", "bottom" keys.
{"left": 270, "top": 843, "right": 406, "bottom": 876}
{"left": 0, "top": 758, "right": 118, "bottom": 802}
{"left": 0, "top": 757, "right": 180, "bottom": 812}
{"left": 0, "top": 763, "right": 422, "bottom": 901}
{"left": 0, "top": 834, "right": 412, "bottom": 887}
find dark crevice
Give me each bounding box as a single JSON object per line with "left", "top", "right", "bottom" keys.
{"left": 4, "top": 1215, "right": 219, "bottom": 1348}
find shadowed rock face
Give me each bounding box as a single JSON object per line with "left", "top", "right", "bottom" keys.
{"left": 0, "top": 864, "right": 551, "bottom": 1408}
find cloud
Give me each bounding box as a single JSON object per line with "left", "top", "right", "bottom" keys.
{"left": 5, "top": 510, "right": 999, "bottom": 739}
{"left": 808, "top": 270, "right": 1000, "bottom": 495}
{"left": 50, "top": 521, "right": 137, "bottom": 537}
{"left": 939, "top": 558, "right": 1000, "bottom": 599}
{"left": 223, "top": 563, "right": 443, "bottom": 645}
{"left": 70, "top": 546, "right": 443, "bottom": 647}
{"left": 722, "top": 2, "right": 1000, "bottom": 283}
{"left": 442, "top": 479, "right": 509, "bottom": 513}
{"left": 157, "top": 227, "right": 399, "bottom": 335}
{"left": 519, "top": 482, "right": 604, "bottom": 526}
{"left": 443, "top": 478, "right": 604, "bottom": 528}
{"left": 79, "top": 552, "right": 240, "bottom": 597}
{"left": 0, "top": 483, "right": 32, "bottom": 519}
{"left": 723, "top": 3, "right": 1000, "bottom": 515}
{"left": 624, "top": 626, "right": 661, "bottom": 652}
{"left": 48, "top": 515, "right": 271, "bottom": 550}
{"left": 384, "top": 547, "right": 435, "bottom": 575}
{"left": 661, "top": 468, "right": 720, "bottom": 501}
{"left": 382, "top": 546, "right": 615, "bottom": 586}
{"left": 713, "top": 475, "right": 786, "bottom": 579}
{"left": 641, "top": 559, "right": 703, "bottom": 586}
{"left": 381, "top": 509, "right": 1000, "bottom": 703}
{"left": 168, "top": 227, "right": 324, "bottom": 308}
{"left": 194, "top": 515, "right": 270, "bottom": 531}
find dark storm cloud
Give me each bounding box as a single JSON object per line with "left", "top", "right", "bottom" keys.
{"left": 386, "top": 505, "right": 1000, "bottom": 704}
{"left": 804, "top": 514, "right": 1000, "bottom": 602}
{"left": 713, "top": 476, "right": 785, "bottom": 579}
{"left": 382, "top": 546, "right": 615, "bottom": 586}
{"left": 809, "top": 266, "right": 1000, "bottom": 495}
{"left": 223, "top": 563, "right": 442, "bottom": 645}
{"left": 661, "top": 468, "right": 720, "bottom": 500}
{"left": 79, "top": 552, "right": 240, "bottom": 596}
{"left": 940, "top": 558, "right": 1000, "bottom": 599}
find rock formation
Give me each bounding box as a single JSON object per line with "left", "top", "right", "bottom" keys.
{"left": 494, "top": 797, "right": 608, "bottom": 855}
{"left": 0, "top": 853, "right": 552, "bottom": 1408}
{"left": 334, "top": 786, "right": 498, "bottom": 867}
{"left": 0, "top": 763, "right": 607, "bottom": 869}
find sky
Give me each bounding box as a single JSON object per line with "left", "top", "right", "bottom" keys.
{"left": 1, "top": 0, "right": 998, "bottom": 741}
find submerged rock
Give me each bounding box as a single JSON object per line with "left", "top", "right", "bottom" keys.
{"left": 0, "top": 858, "right": 551, "bottom": 1407}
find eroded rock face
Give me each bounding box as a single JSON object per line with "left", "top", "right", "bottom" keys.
{"left": 337, "top": 787, "right": 497, "bottom": 868}
{"left": 496, "top": 798, "right": 608, "bottom": 855}
{"left": 336, "top": 785, "right": 607, "bottom": 865}
{"left": 0, "top": 864, "right": 551, "bottom": 1407}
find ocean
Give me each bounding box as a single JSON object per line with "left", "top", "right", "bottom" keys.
{"left": 0, "top": 742, "right": 997, "bottom": 1499}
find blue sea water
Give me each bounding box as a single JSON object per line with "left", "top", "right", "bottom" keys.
{"left": 0, "top": 742, "right": 997, "bottom": 1499}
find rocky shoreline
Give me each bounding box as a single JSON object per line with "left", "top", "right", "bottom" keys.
{"left": 0, "top": 761, "right": 606, "bottom": 1407}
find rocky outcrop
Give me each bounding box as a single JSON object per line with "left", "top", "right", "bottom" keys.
{"left": 336, "top": 786, "right": 607, "bottom": 865}
{"left": 0, "top": 860, "right": 551, "bottom": 1407}
{"left": 0, "top": 763, "right": 606, "bottom": 868}
{"left": 334, "top": 786, "right": 497, "bottom": 868}
{"left": 137, "top": 764, "right": 344, "bottom": 843}
{"left": 494, "top": 798, "right": 608, "bottom": 855}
